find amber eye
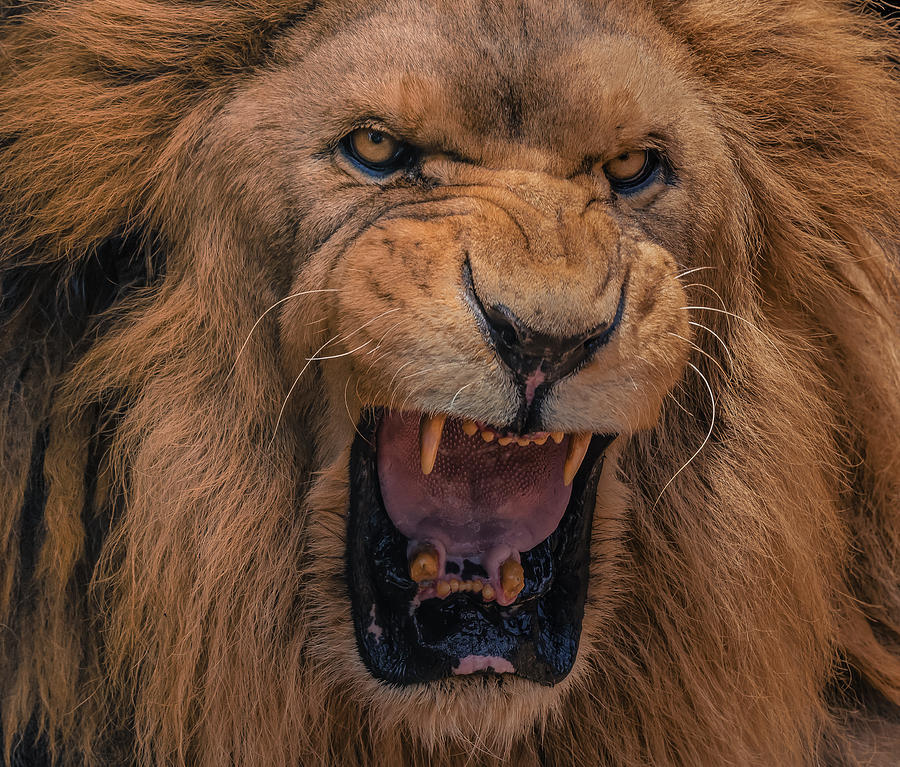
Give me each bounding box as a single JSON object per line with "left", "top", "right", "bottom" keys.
{"left": 341, "top": 128, "right": 412, "bottom": 175}
{"left": 603, "top": 149, "right": 661, "bottom": 192}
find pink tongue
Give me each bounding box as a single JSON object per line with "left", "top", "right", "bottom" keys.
{"left": 376, "top": 412, "right": 572, "bottom": 558}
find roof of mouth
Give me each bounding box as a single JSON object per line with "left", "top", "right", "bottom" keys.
{"left": 376, "top": 411, "right": 575, "bottom": 558}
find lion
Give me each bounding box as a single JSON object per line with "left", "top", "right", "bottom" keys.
{"left": 1, "top": 0, "right": 899, "bottom": 764}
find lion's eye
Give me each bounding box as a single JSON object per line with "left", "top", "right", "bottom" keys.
{"left": 603, "top": 149, "right": 661, "bottom": 193}
{"left": 341, "top": 128, "right": 412, "bottom": 176}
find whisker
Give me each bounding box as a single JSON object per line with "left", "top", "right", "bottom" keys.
{"left": 387, "top": 361, "right": 418, "bottom": 411}
{"left": 654, "top": 362, "right": 716, "bottom": 506}
{"left": 676, "top": 265, "right": 717, "bottom": 280}
{"left": 229, "top": 288, "right": 338, "bottom": 376}
{"left": 689, "top": 320, "right": 735, "bottom": 369}
{"left": 270, "top": 307, "right": 400, "bottom": 442}
{"left": 271, "top": 334, "right": 337, "bottom": 444}
{"left": 668, "top": 332, "right": 730, "bottom": 380}
{"left": 336, "top": 307, "right": 402, "bottom": 346}
{"left": 343, "top": 374, "right": 366, "bottom": 441}
{"left": 682, "top": 282, "right": 728, "bottom": 311}
{"left": 681, "top": 305, "right": 788, "bottom": 365}
{"left": 447, "top": 382, "right": 474, "bottom": 410}
{"left": 306, "top": 340, "right": 372, "bottom": 362}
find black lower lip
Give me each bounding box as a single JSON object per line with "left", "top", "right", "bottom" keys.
{"left": 346, "top": 409, "right": 614, "bottom": 686}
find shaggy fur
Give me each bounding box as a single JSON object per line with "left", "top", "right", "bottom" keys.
{"left": 1, "top": 1, "right": 899, "bottom": 765}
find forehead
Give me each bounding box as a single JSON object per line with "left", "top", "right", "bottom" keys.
{"left": 278, "top": 0, "right": 691, "bottom": 163}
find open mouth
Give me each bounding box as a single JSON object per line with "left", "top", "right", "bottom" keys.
{"left": 347, "top": 408, "right": 614, "bottom": 686}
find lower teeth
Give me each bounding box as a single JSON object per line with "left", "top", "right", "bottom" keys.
{"left": 410, "top": 551, "right": 524, "bottom": 604}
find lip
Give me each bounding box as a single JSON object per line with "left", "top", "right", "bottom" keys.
{"left": 346, "top": 407, "right": 614, "bottom": 686}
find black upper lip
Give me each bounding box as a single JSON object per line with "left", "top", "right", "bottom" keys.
{"left": 346, "top": 408, "right": 614, "bottom": 686}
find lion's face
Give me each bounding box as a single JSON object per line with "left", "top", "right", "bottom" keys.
{"left": 176, "top": 0, "right": 754, "bottom": 738}
{"left": 188, "top": 0, "right": 754, "bottom": 739}
{"left": 112, "top": 0, "right": 868, "bottom": 751}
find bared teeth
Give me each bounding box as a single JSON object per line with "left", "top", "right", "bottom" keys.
{"left": 500, "top": 558, "right": 525, "bottom": 601}
{"left": 481, "top": 429, "right": 495, "bottom": 442}
{"left": 409, "top": 545, "right": 440, "bottom": 583}
{"left": 534, "top": 434, "right": 549, "bottom": 445}
{"left": 462, "top": 420, "right": 478, "bottom": 436}
{"left": 481, "top": 584, "right": 496, "bottom": 601}
{"left": 420, "top": 414, "right": 447, "bottom": 475}
{"left": 436, "top": 580, "right": 451, "bottom": 598}
{"left": 551, "top": 431, "right": 564, "bottom": 444}
{"left": 563, "top": 433, "right": 592, "bottom": 486}
{"left": 498, "top": 435, "right": 514, "bottom": 446}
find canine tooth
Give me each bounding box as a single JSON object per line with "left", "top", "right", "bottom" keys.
{"left": 498, "top": 436, "right": 514, "bottom": 446}
{"left": 436, "top": 580, "right": 451, "bottom": 598}
{"left": 500, "top": 558, "right": 525, "bottom": 601}
{"left": 420, "top": 414, "right": 447, "bottom": 475}
{"left": 409, "top": 546, "right": 439, "bottom": 583}
{"left": 450, "top": 579, "right": 460, "bottom": 593}
{"left": 551, "top": 431, "right": 564, "bottom": 444}
{"left": 482, "top": 584, "right": 496, "bottom": 601}
{"left": 563, "top": 433, "right": 592, "bottom": 486}
{"left": 462, "top": 420, "right": 478, "bottom": 436}
{"left": 481, "top": 429, "right": 495, "bottom": 442}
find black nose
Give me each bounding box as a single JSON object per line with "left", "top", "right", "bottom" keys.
{"left": 479, "top": 302, "right": 618, "bottom": 383}
{"left": 464, "top": 264, "right": 625, "bottom": 387}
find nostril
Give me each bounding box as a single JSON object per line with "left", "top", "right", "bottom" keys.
{"left": 482, "top": 304, "right": 523, "bottom": 352}
{"left": 501, "top": 326, "right": 518, "bottom": 348}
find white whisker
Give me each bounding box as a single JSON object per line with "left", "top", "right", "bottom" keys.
{"left": 306, "top": 340, "right": 372, "bottom": 361}
{"left": 343, "top": 374, "right": 367, "bottom": 441}
{"left": 447, "top": 382, "right": 474, "bottom": 410}
{"left": 271, "top": 335, "right": 336, "bottom": 444}
{"left": 667, "top": 391, "right": 695, "bottom": 418}
{"left": 387, "top": 361, "right": 417, "bottom": 411}
{"left": 668, "top": 332, "right": 730, "bottom": 380}
{"left": 681, "top": 305, "right": 788, "bottom": 365}
{"left": 676, "top": 265, "right": 717, "bottom": 280}
{"left": 269, "top": 307, "right": 399, "bottom": 442}
{"left": 689, "top": 320, "right": 735, "bottom": 369}
{"left": 654, "top": 362, "right": 716, "bottom": 506}
{"left": 229, "top": 288, "right": 338, "bottom": 376}
{"left": 682, "top": 282, "right": 729, "bottom": 311}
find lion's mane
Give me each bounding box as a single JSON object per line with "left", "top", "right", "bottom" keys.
{"left": 1, "top": 1, "right": 899, "bottom": 765}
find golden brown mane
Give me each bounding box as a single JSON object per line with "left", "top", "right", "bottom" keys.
{"left": 1, "top": 1, "right": 899, "bottom": 765}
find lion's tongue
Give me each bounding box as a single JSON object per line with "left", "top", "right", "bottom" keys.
{"left": 376, "top": 412, "right": 572, "bottom": 561}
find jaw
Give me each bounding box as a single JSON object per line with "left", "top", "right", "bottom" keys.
{"left": 345, "top": 408, "right": 615, "bottom": 687}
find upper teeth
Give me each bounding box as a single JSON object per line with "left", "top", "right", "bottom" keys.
{"left": 419, "top": 414, "right": 447, "bottom": 475}
{"left": 417, "top": 414, "right": 592, "bottom": 485}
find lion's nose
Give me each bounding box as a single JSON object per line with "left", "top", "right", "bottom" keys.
{"left": 465, "top": 260, "right": 625, "bottom": 395}
{"left": 477, "top": 301, "right": 615, "bottom": 385}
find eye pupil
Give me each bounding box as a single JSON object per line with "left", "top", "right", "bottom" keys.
{"left": 369, "top": 131, "right": 384, "bottom": 144}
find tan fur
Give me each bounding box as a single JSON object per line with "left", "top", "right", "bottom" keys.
{"left": 1, "top": 1, "right": 899, "bottom": 765}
